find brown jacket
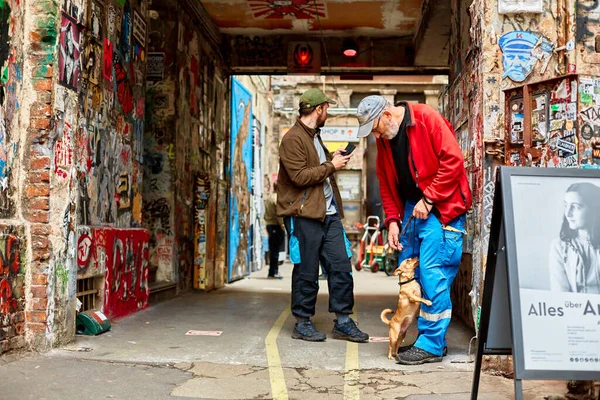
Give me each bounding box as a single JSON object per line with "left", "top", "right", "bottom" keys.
{"left": 277, "top": 119, "right": 344, "bottom": 221}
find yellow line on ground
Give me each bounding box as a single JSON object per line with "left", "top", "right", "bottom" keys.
{"left": 265, "top": 306, "right": 291, "bottom": 400}
{"left": 344, "top": 309, "right": 360, "bottom": 400}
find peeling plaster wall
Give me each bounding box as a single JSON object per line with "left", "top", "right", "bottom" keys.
{"left": 0, "top": 0, "right": 26, "bottom": 354}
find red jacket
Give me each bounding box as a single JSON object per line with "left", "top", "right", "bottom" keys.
{"left": 376, "top": 102, "right": 473, "bottom": 227}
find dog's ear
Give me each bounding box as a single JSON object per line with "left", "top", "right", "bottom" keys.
{"left": 393, "top": 267, "right": 402, "bottom": 276}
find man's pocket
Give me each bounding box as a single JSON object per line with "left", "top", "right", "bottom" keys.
{"left": 437, "top": 216, "right": 466, "bottom": 267}
{"left": 288, "top": 217, "right": 302, "bottom": 264}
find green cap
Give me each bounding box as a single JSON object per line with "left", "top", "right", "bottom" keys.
{"left": 299, "top": 88, "right": 337, "bottom": 109}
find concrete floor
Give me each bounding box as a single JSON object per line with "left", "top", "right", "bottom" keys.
{"left": 0, "top": 262, "right": 570, "bottom": 399}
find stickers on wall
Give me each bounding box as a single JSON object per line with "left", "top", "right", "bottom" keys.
{"left": 509, "top": 97, "right": 524, "bottom": 145}
{"left": 581, "top": 124, "right": 594, "bottom": 141}
{"left": 146, "top": 52, "right": 165, "bottom": 82}
{"left": 59, "top": 12, "right": 82, "bottom": 91}
{"left": 580, "top": 78, "right": 594, "bottom": 105}
{"left": 580, "top": 77, "right": 600, "bottom": 169}
{"left": 531, "top": 91, "right": 549, "bottom": 142}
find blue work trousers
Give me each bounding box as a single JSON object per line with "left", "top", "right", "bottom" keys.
{"left": 397, "top": 200, "right": 465, "bottom": 356}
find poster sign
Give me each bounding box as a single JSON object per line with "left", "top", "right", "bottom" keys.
{"left": 320, "top": 126, "right": 360, "bottom": 142}
{"left": 472, "top": 167, "right": 600, "bottom": 400}
{"left": 59, "top": 12, "right": 82, "bottom": 91}
{"left": 498, "top": 0, "right": 543, "bottom": 14}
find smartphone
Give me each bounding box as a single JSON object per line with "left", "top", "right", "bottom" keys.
{"left": 344, "top": 143, "right": 356, "bottom": 155}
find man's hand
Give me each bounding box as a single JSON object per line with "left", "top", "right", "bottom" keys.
{"left": 331, "top": 153, "right": 351, "bottom": 170}
{"left": 332, "top": 148, "right": 347, "bottom": 157}
{"left": 413, "top": 198, "right": 433, "bottom": 220}
{"left": 388, "top": 221, "right": 403, "bottom": 251}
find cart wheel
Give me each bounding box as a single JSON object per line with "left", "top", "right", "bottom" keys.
{"left": 371, "top": 263, "right": 379, "bottom": 273}
{"left": 384, "top": 253, "right": 398, "bottom": 276}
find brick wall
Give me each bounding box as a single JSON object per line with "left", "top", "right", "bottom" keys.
{"left": 22, "top": 0, "right": 59, "bottom": 349}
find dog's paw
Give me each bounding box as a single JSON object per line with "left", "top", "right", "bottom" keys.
{"left": 424, "top": 300, "right": 432, "bottom": 306}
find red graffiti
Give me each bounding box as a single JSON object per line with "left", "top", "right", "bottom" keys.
{"left": 77, "top": 234, "right": 92, "bottom": 268}
{"left": 0, "top": 232, "right": 21, "bottom": 318}
{"left": 120, "top": 147, "right": 130, "bottom": 164}
{"left": 54, "top": 122, "right": 74, "bottom": 179}
{"left": 104, "top": 229, "right": 149, "bottom": 319}
{"left": 0, "top": 278, "right": 12, "bottom": 315}
{"left": 0, "top": 235, "right": 19, "bottom": 275}
{"left": 114, "top": 55, "right": 133, "bottom": 114}
{"left": 80, "top": 228, "right": 149, "bottom": 319}
{"left": 103, "top": 39, "right": 113, "bottom": 82}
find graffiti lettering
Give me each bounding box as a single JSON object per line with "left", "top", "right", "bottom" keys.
{"left": 54, "top": 121, "right": 74, "bottom": 179}
{"left": 143, "top": 198, "right": 171, "bottom": 235}
{"left": 77, "top": 227, "right": 149, "bottom": 319}
{"left": 581, "top": 106, "right": 600, "bottom": 124}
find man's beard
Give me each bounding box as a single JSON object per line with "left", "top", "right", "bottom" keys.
{"left": 384, "top": 119, "right": 400, "bottom": 140}
{"left": 317, "top": 113, "right": 327, "bottom": 128}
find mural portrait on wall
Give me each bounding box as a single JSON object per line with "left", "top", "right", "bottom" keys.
{"left": 499, "top": 30, "right": 539, "bottom": 83}
{"left": 59, "top": 12, "right": 82, "bottom": 91}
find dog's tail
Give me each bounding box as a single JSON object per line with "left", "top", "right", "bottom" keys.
{"left": 380, "top": 309, "right": 394, "bottom": 326}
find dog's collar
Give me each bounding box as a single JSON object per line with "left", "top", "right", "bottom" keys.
{"left": 398, "top": 277, "right": 416, "bottom": 286}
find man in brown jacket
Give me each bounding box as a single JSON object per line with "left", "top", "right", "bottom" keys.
{"left": 277, "top": 89, "right": 369, "bottom": 343}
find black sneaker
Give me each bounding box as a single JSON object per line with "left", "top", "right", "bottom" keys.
{"left": 332, "top": 319, "right": 369, "bottom": 343}
{"left": 398, "top": 344, "right": 448, "bottom": 356}
{"left": 395, "top": 346, "right": 443, "bottom": 365}
{"left": 292, "top": 321, "right": 326, "bottom": 342}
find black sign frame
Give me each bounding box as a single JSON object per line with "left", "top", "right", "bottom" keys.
{"left": 471, "top": 166, "right": 600, "bottom": 400}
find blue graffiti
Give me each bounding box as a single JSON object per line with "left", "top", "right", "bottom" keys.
{"left": 228, "top": 78, "right": 254, "bottom": 281}
{"left": 499, "top": 31, "right": 539, "bottom": 82}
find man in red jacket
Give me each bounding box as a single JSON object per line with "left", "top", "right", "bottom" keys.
{"left": 356, "top": 95, "right": 472, "bottom": 365}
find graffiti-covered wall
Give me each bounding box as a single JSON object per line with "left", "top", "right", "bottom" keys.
{"left": 145, "top": 0, "right": 229, "bottom": 291}
{"left": 49, "top": 0, "right": 150, "bottom": 343}
{"left": 0, "top": 0, "right": 25, "bottom": 354}
{"left": 144, "top": 5, "right": 177, "bottom": 285}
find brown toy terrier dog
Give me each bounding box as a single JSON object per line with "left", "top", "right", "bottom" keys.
{"left": 380, "top": 257, "right": 432, "bottom": 360}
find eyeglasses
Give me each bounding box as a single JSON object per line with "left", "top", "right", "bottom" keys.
{"left": 371, "top": 116, "right": 381, "bottom": 134}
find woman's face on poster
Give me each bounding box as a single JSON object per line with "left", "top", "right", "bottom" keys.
{"left": 564, "top": 192, "right": 590, "bottom": 230}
